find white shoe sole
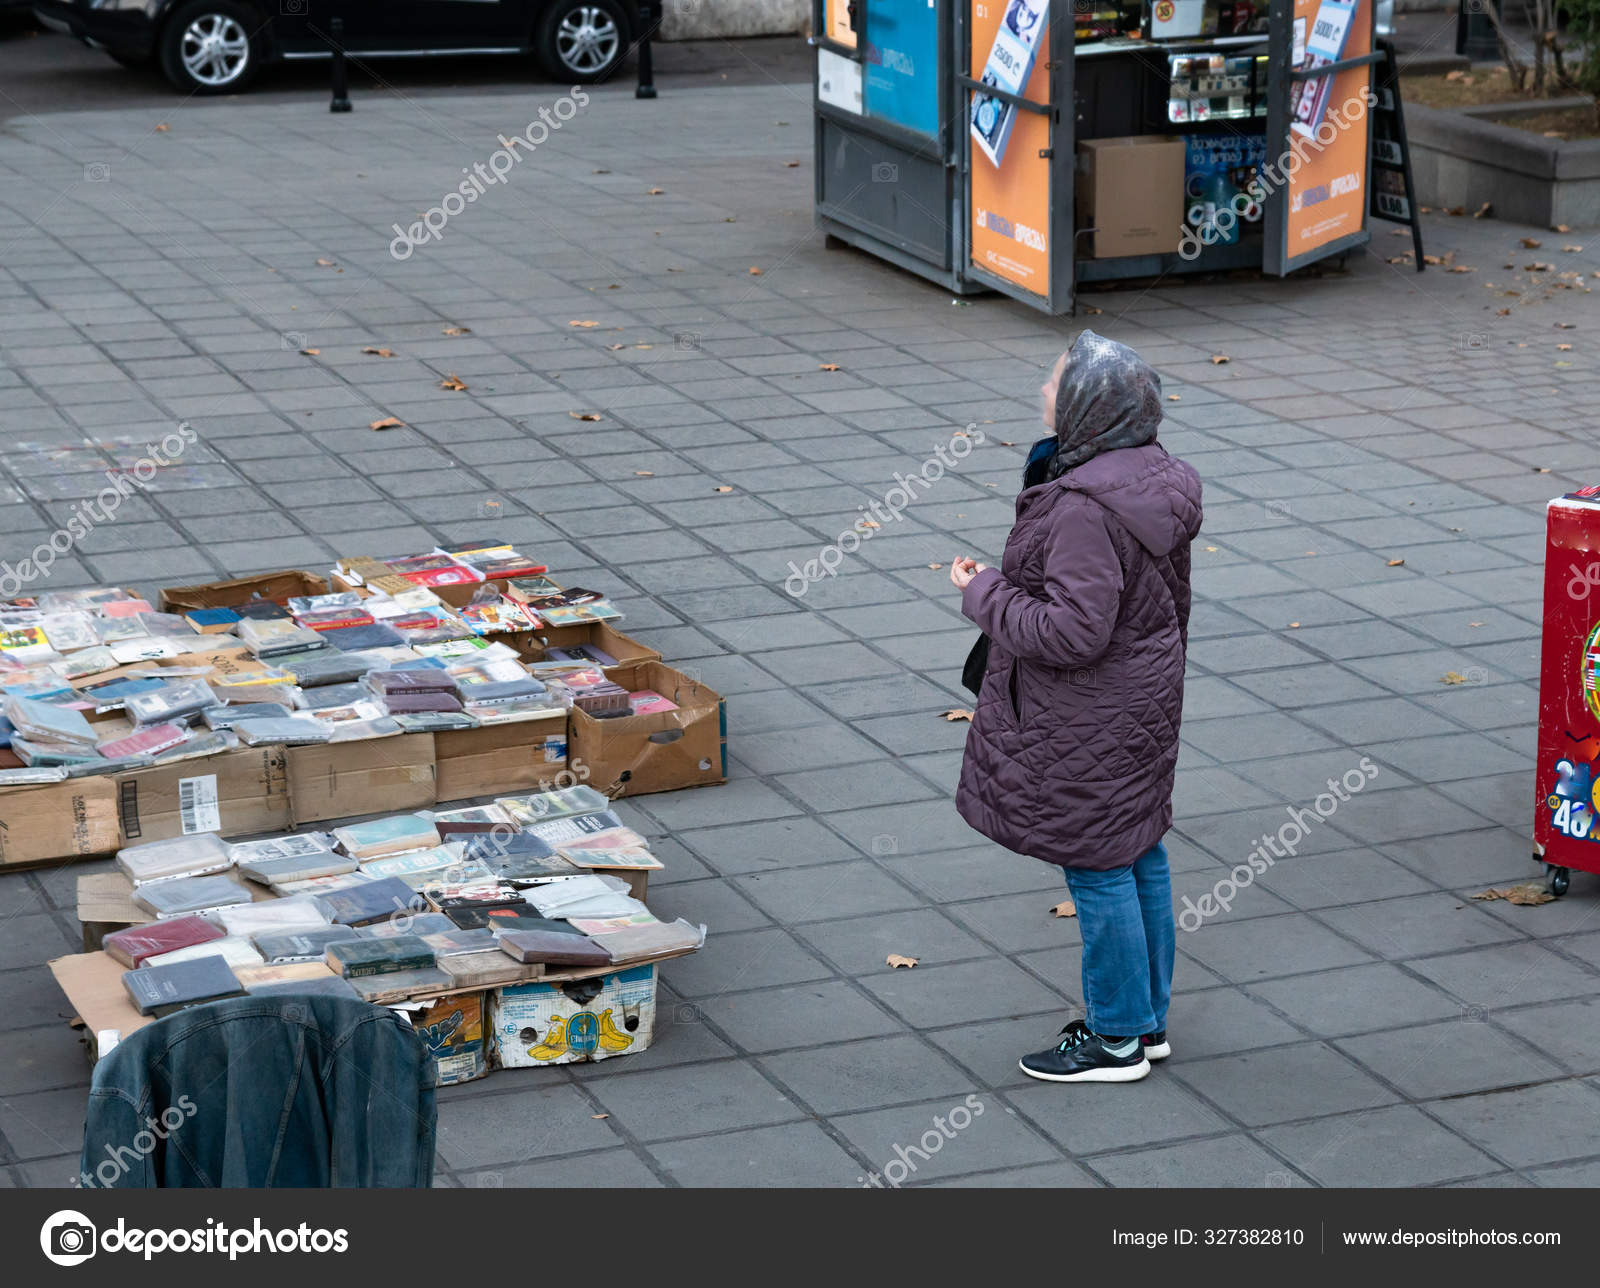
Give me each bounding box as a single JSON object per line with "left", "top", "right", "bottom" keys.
{"left": 1144, "top": 1042, "right": 1171, "bottom": 1061}
{"left": 1018, "top": 1056, "right": 1152, "bottom": 1083}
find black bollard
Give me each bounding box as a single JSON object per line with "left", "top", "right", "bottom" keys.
{"left": 635, "top": 1, "right": 657, "bottom": 99}
{"left": 330, "top": 16, "right": 352, "bottom": 113}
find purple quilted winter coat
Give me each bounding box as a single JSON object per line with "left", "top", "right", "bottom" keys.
{"left": 955, "top": 440, "right": 1202, "bottom": 871}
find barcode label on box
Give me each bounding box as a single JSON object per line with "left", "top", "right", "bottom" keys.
{"left": 178, "top": 774, "right": 220, "bottom": 834}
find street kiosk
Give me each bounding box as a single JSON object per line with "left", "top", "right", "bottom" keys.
{"left": 812, "top": 0, "right": 1417, "bottom": 314}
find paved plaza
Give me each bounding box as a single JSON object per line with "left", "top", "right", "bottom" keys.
{"left": 1, "top": 65, "right": 1598, "bottom": 1188}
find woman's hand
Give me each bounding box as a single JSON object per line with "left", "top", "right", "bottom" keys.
{"left": 950, "top": 556, "right": 987, "bottom": 590}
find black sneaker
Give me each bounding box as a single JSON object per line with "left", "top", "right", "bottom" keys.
{"left": 1019, "top": 1020, "right": 1151, "bottom": 1083}
{"left": 1142, "top": 1031, "right": 1171, "bottom": 1062}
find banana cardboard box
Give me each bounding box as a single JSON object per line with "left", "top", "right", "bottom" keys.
{"left": 490, "top": 965, "right": 656, "bottom": 1068}
{"left": 398, "top": 991, "right": 488, "bottom": 1085}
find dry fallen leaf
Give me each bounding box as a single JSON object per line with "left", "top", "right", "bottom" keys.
{"left": 713, "top": 485, "right": 733, "bottom": 493}
{"left": 442, "top": 326, "right": 471, "bottom": 336}
{"left": 606, "top": 343, "right": 625, "bottom": 351}
{"left": 646, "top": 187, "right": 664, "bottom": 195}
{"left": 1210, "top": 354, "right": 1231, "bottom": 365}
{"left": 1387, "top": 558, "right": 1405, "bottom": 567}
{"left": 1288, "top": 621, "right": 1301, "bottom": 629}
{"left": 315, "top": 257, "right": 335, "bottom": 267}
{"left": 942, "top": 708, "right": 974, "bottom": 722}
{"left": 1447, "top": 266, "right": 1477, "bottom": 274}
{"left": 1554, "top": 223, "right": 1573, "bottom": 233}
{"left": 1563, "top": 245, "right": 1584, "bottom": 253}
{"left": 818, "top": 363, "right": 841, "bottom": 371}
{"left": 886, "top": 954, "right": 919, "bottom": 969}
{"left": 1423, "top": 254, "right": 1444, "bottom": 265}
{"left": 1473, "top": 883, "right": 1555, "bottom": 906}
{"left": 361, "top": 346, "right": 395, "bottom": 358}
{"left": 299, "top": 347, "right": 320, "bottom": 356}
{"left": 928, "top": 562, "right": 944, "bottom": 570}
{"left": 439, "top": 373, "right": 467, "bottom": 392}
{"left": 1472, "top": 202, "right": 1492, "bottom": 218}
{"left": 369, "top": 416, "right": 404, "bottom": 431}
{"left": 1533, "top": 466, "right": 1552, "bottom": 473}
{"left": 857, "top": 518, "right": 881, "bottom": 530}
{"left": 749, "top": 266, "right": 763, "bottom": 275}
{"left": 154, "top": 122, "right": 170, "bottom": 132}
{"left": 1166, "top": 394, "right": 1181, "bottom": 402}
{"left": 1557, "top": 322, "right": 1577, "bottom": 329}
{"left": 1440, "top": 671, "right": 1469, "bottom": 685}
{"left": 1558, "top": 343, "right": 1573, "bottom": 351}
{"left": 569, "top": 411, "right": 602, "bottom": 421}
{"left": 1520, "top": 238, "right": 1543, "bottom": 249}
{"left": 1526, "top": 262, "right": 1554, "bottom": 272}
{"left": 1051, "top": 899, "right": 1077, "bottom": 919}
{"left": 1081, "top": 305, "right": 1103, "bottom": 315}
{"left": 785, "top": 160, "right": 801, "bottom": 168}
{"left": 569, "top": 320, "right": 599, "bottom": 328}
{"left": 634, "top": 470, "right": 654, "bottom": 477}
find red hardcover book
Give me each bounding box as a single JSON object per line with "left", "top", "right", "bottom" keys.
{"left": 103, "top": 915, "right": 226, "bottom": 968}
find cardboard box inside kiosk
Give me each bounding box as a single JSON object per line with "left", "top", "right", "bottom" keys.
{"left": 569, "top": 662, "right": 726, "bottom": 798}
{"left": 159, "top": 570, "right": 331, "bottom": 613}
{"left": 1075, "top": 135, "right": 1188, "bottom": 259}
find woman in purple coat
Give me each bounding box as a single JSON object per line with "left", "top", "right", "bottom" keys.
{"left": 950, "top": 331, "right": 1202, "bottom": 1083}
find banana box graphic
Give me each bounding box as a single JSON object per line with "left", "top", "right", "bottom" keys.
{"left": 490, "top": 965, "right": 657, "bottom": 1068}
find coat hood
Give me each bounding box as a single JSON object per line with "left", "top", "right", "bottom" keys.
{"left": 1061, "top": 443, "right": 1203, "bottom": 559}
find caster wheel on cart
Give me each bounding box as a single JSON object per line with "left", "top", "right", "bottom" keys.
{"left": 1547, "top": 865, "right": 1571, "bottom": 897}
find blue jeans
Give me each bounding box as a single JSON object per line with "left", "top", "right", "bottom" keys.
{"left": 1061, "top": 841, "right": 1174, "bottom": 1038}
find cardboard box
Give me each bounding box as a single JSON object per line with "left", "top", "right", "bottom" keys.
{"left": 286, "top": 734, "right": 437, "bottom": 824}
{"left": 568, "top": 662, "right": 726, "bottom": 798}
{"left": 490, "top": 965, "right": 656, "bottom": 1068}
{"left": 433, "top": 713, "right": 568, "bottom": 802}
{"left": 159, "top": 570, "right": 330, "bottom": 613}
{"left": 1076, "top": 136, "right": 1188, "bottom": 259}
{"left": 114, "top": 746, "right": 291, "bottom": 845}
{"left": 0, "top": 778, "right": 120, "bottom": 869}
{"left": 493, "top": 621, "right": 661, "bottom": 673}
{"left": 400, "top": 991, "right": 489, "bottom": 1085}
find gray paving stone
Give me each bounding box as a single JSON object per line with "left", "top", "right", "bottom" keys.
{"left": 1008, "top": 1075, "right": 1233, "bottom": 1154}
{"left": 1258, "top": 1104, "right": 1501, "bottom": 1186}
{"left": 831, "top": 1096, "right": 1061, "bottom": 1183}
{"left": 759, "top": 1034, "right": 977, "bottom": 1116}
{"left": 1088, "top": 1133, "right": 1306, "bottom": 1188}
{"left": 589, "top": 1060, "right": 808, "bottom": 1141}
{"left": 648, "top": 1121, "right": 862, "bottom": 1187}
{"left": 1175, "top": 1042, "right": 1402, "bottom": 1126}
{"left": 434, "top": 1080, "right": 621, "bottom": 1169}
{"left": 1424, "top": 1081, "right": 1600, "bottom": 1169}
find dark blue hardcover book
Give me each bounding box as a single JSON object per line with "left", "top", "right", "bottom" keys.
{"left": 314, "top": 876, "right": 427, "bottom": 926}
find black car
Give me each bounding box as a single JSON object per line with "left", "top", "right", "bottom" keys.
{"left": 32, "top": 0, "right": 641, "bottom": 94}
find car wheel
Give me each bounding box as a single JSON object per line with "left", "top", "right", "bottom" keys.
{"left": 537, "top": 0, "right": 627, "bottom": 84}
{"left": 159, "top": 0, "right": 261, "bottom": 94}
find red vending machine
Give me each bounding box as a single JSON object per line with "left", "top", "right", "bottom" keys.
{"left": 1534, "top": 485, "right": 1600, "bottom": 896}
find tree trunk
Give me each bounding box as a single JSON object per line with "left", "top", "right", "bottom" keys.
{"left": 1480, "top": 0, "right": 1529, "bottom": 92}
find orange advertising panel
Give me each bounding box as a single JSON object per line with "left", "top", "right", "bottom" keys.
{"left": 826, "top": 0, "right": 857, "bottom": 47}
{"left": 1285, "top": 0, "right": 1372, "bottom": 259}
{"left": 968, "top": 0, "right": 1051, "bottom": 295}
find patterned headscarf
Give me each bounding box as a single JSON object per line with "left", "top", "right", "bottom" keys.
{"left": 1046, "top": 330, "right": 1164, "bottom": 480}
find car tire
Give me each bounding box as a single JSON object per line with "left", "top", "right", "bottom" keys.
{"left": 536, "top": 0, "right": 628, "bottom": 84}
{"left": 158, "top": 0, "right": 262, "bottom": 95}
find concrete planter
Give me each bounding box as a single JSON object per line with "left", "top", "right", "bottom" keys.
{"left": 1405, "top": 98, "right": 1600, "bottom": 228}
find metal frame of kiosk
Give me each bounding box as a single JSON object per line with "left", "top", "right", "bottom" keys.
{"left": 811, "top": 0, "right": 1379, "bottom": 315}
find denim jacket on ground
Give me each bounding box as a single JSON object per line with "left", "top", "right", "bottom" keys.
{"left": 81, "top": 994, "right": 436, "bottom": 1188}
